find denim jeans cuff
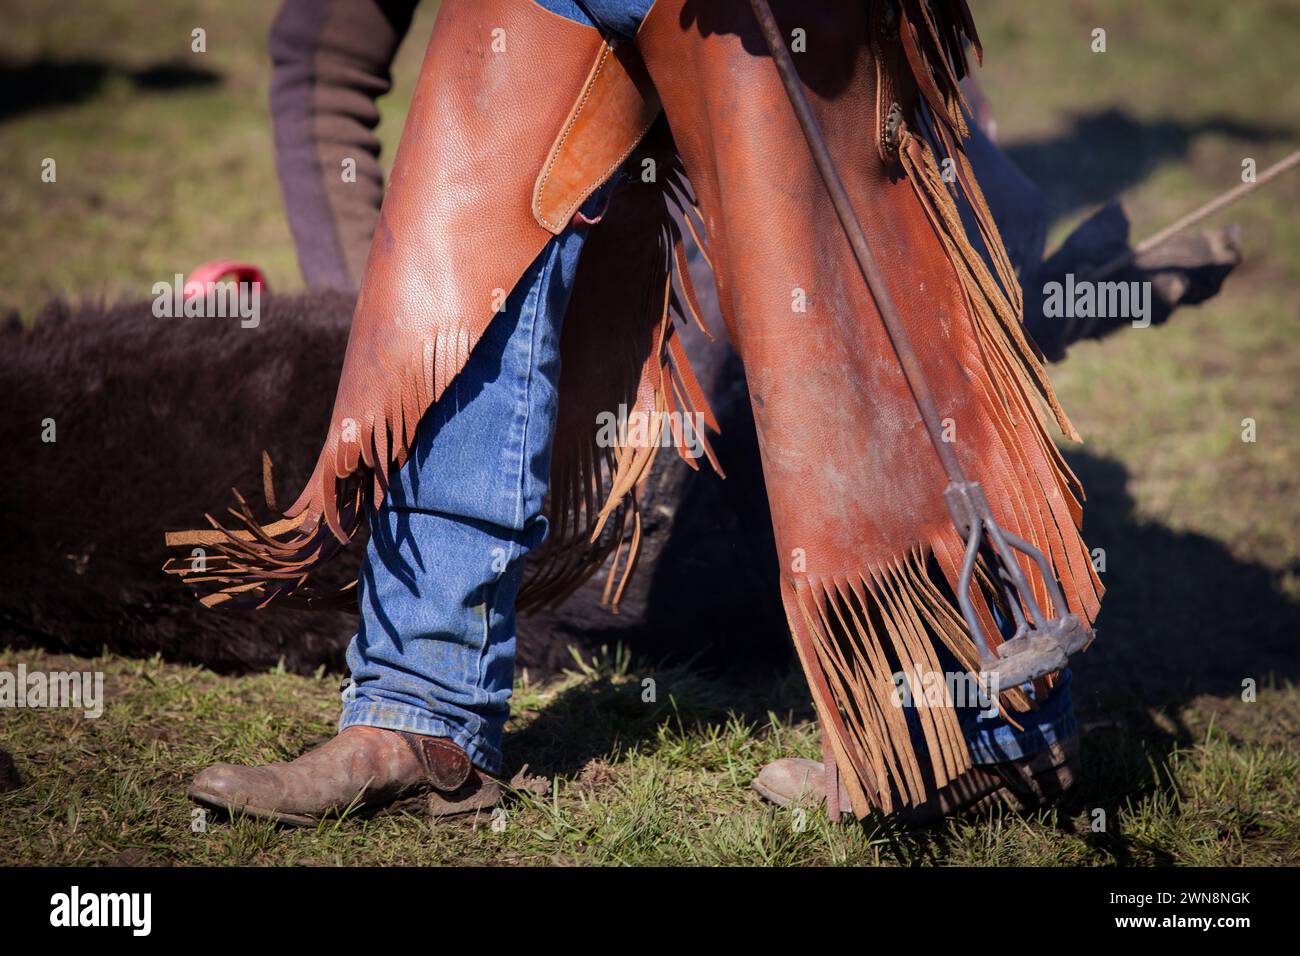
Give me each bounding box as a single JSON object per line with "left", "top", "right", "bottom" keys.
{"left": 964, "top": 704, "right": 1077, "bottom": 764}
{"left": 338, "top": 699, "right": 503, "bottom": 775}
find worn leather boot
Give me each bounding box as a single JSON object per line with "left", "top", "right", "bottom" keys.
{"left": 188, "top": 725, "right": 505, "bottom": 826}
{"left": 751, "top": 758, "right": 852, "bottom": 811}
{"left": 753, "top": 733, "right": 1080, "bottom": 826}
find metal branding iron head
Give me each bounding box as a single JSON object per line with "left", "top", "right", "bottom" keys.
{"left": 945, "top": 480, "right": 1091, "bottom": 694}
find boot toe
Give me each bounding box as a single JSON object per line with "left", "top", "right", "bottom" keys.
{"left": 752, "top": 757, "right": 823, "bottom": 807}
{"left": 188, "top": 763, "right": 247, "bottom": 806}
{"left": 189, "top": 762, "right": 285, "bottom": 811}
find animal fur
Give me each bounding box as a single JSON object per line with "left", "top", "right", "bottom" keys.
{"left": 0, "top": 289, "right": 784, "bottom": 677}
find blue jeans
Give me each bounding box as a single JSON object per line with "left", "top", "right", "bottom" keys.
{"left": 341, "top": 0, "right": 1074, "bottom": 775}
{"left": 339, "top": 178, "right": 612, "bottom": 772}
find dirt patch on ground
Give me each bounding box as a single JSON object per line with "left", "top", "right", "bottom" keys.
{"left": 0, "top": 749, "right": 23, "bottom": 792}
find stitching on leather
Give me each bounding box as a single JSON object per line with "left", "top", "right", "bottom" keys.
{"left": 871, "top": 4, "right": 894, "bottom": 163}
{"left": 535, "top": 44, "right": 612, "bottom": 231}
{"left": 549, "top": 109, "right": 660, "bottom": 231}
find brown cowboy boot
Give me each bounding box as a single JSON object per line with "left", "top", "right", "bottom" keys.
{"left": 753, "top": 733, "right": 1080, "bottom": 825}
{"left": 751, "top": 758, "right": 852, "bottom": 811}
{"left": 188, "top": 726, "right": 508, "bottom": 827}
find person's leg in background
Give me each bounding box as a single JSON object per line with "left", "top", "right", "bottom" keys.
{"left": 269, "top": 0, "right": 420, "bottom": 291}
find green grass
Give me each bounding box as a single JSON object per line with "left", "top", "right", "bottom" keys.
{"left": 0, "top": 0, "right": 442, "bottom": 317}
{"left": 2, "top": 646, "right": 1297, "bottom": 865}
{"left": 2, "top": 0, "right": 1299, "bottom": 864}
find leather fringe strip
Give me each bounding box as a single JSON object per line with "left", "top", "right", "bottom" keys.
{"left": 517, "top": 162, "right": 722, "bottom": 612}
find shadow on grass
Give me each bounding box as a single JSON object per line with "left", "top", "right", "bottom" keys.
{"left": 1004, "top": 108, "right": 1294, "bottom": 222}
{"left": 1061, "top": 450, "right": 1299, "bottom": 861}
{"left": 1070, "top": 450, "right": 1299, "bottom": 715}
{"left": 504, "top": 447, "right": 1300, "bottom": 861}
{"left": 0, "top": 58, "right": 221, "bottom": 119}
{"left": 503, "top": 655, "right": 813, "bottom": 782}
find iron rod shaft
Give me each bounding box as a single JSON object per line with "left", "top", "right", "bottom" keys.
{"left": 747, "top": 0, "right": 967, "bottom": 485}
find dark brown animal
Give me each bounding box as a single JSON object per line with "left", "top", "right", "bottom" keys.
{"left": 2, "top": 291, "right": 364, "bottom": 673}
{"left": 0, "top": 288, "right": 782, "bottom": 677}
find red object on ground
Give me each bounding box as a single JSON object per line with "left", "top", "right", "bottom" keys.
{"left": 183, "top": 261, "right": 268, "bottom": 300}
